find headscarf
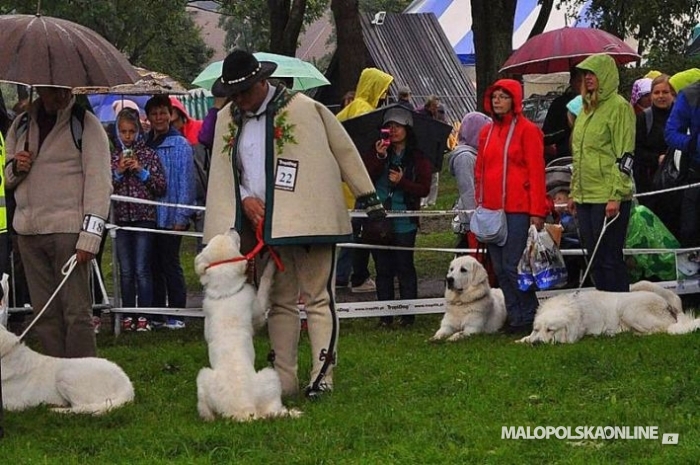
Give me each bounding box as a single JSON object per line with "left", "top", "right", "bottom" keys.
{"left": 458, "top": 111, "right": 491, "bottom": 148}
{"left": 630, "top": 78, "right": 653, "bottom": 106}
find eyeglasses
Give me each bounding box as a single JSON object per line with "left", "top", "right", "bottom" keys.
{"left": 491, "top": 93, "right": 512, "bottom": 101}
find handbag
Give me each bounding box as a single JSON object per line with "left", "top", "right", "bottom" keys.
{"left": 470, "top": 119, "right": 517, "bottom": 246}
{"left": 652, "top": 148, "right": 685, "bottom": 190}
{"left": 360, "top": 193, "right": 394, "bottom": 245}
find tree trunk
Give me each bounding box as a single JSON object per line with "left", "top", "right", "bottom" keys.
{"left": 331, "top": 0, "right": 367, "bottom": 96}
{"left": 471, "top": 0, "right": 517, "bottom": 111}
{"left": 529, "top": 0, "right": 553, "bottom": 39}
{"left": 268, "top": 0, "right": 307, "bottom": 56}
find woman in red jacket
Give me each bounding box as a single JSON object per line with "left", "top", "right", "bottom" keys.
{"left": 474, "top": 79, "right": 547, "bottom": 334}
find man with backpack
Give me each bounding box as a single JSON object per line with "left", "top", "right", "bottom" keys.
{"left": 3, "top": 86, "right": 112, "bottom": 358}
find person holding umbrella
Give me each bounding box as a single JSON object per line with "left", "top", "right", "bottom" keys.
{"left": 568, "top": 53, "right": 636, "bottom": 292}
{"left": 203, "top": 50, "right": 383, "bottom": 400}
{"left": 3, "top": 87, "right": 112, "bottom": 357}
{"left": 475, "top": 79, "right": 547, "bottom": 335}
{"left": 362, "top": 107, "right": 432, "bottom": 327}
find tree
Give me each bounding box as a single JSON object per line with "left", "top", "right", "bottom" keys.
{"left": 332, "top": 0, "right": 366, "bottom": 95}
{"left": 471, "top": 0, "right": 517, "bottom": 111}
{"left": 0, "top": 0, "right": 213, "bottom": 84}
{"left": 215, "top": 0, "right": 327, "bottom": 55}
{"left": 564, "top": 0, "right": 700, "bottom": 57}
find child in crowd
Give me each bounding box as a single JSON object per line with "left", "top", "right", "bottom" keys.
{"left": 111, "top": 108, "right": 166, "bottom": 331}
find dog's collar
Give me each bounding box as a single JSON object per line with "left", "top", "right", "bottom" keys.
{"left": 205, "top": 256, "right": 247, "bottom": 271}
{"left": 207, "top": 221, "right": 284, "bottom": 272}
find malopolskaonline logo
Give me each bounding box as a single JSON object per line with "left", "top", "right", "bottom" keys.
{"left": 501, "top": 426, "right": 678, "bottom": 443}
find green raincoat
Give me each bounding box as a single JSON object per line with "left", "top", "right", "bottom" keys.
{"left": 570, "top": 54, "right": 636, "bottom": 203}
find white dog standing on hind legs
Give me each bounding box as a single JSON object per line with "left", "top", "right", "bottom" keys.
{"left": 430, "top": 255, "right": 506, "bottom": 342}
{"left": 517, "top": 281, "right": 699, "bottom": 344}
{"left": 0, "top": 325, "right": 134, "bottom": 414}
{"left": 194, "top": 230, "right": 300, "bottom": 421}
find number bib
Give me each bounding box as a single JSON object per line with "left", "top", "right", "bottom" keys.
{"left": 274, "top": 158, "right": 298, "bottom": 192}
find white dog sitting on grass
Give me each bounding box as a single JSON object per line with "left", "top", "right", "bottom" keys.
{"left": 194, "top": 230, "right": 300, "bottom": 421}
{"left": 0, "top": 325, "right": 134, "bottom": 414}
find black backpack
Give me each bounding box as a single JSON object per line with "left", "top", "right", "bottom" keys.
{"left": 15, "top": 104, "right": 86, "bottom": 151}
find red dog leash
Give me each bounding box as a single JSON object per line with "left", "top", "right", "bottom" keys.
{"left": 205, "top": 220, "right": 285, "bottom": 272}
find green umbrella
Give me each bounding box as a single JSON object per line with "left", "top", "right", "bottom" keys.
{"left": 192, "top": 52, "right": 330, "bottom": 92}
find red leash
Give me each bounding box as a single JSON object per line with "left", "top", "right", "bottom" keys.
{"left": 205, "top": 220, "right": 285, "bottom": 272}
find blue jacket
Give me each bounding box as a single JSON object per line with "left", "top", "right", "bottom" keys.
{"left": 665, "top": 82, "right": 700, "bottom": 162}
{"left": 146, "top": 127, "right": 195, "bottom": 229}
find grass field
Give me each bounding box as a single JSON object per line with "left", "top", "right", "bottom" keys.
{"left": 5, "top": 159, "right": 700, "bottom": 463}
{"left": 3, "top": 317, "right": 699, "bottom": 464}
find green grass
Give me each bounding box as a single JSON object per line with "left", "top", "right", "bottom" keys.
{"left": 3, "top": 317, "right": 699, "bottom": 463}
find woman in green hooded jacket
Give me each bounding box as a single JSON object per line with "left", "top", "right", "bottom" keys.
{"left": 568, "top": 53, "right": 636, "bottom": 292}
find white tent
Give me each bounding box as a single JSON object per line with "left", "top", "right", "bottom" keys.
{"left": 405, "top": 0, "right": 593, "bottom": 65}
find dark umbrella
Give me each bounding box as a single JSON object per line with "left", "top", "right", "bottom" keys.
{"left": 341, "top": 104, "right": 453, "bottom": 170}
{"left": 0, "top": 14, "right": 139, "bottom": 88}
{"left": 499, "top": 27, "right": 640, "bottom": 75}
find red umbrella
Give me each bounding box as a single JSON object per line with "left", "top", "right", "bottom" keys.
{"left": 0, "top": 14, "right": 138, "bottom": 88}
{"left": 499, "top": 27, "right": 640, "bottom": 75}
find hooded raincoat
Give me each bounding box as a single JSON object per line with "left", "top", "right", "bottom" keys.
{"left": 570, "top": 54, "right": 635, "bottom": 203}
{"left": 336, "top": 68, "right": 393, "bottom": 122}
{"left": 475, "top": 79, "right": 547, "bottom": 218}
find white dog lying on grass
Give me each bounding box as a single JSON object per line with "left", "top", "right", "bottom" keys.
{"left": 430, "top": 255, "right": 506, "bottom": 342}
{"left": 517, "top": 281, "right": 698, "bottom": 344}
{"left": 194, "top": 230, "right": 300, "bottom": 421}
{"left": 0, "top": 325, "right": 134, "bottom": 414}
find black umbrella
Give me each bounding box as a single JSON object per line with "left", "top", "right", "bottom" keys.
{"left": 0, "top": 14, "right": 139, "bottom": 88}
{"left": 341, "top": 104, "right": 453, "bottom": 170}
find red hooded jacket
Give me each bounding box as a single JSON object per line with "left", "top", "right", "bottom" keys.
{"left": 169, "top": 97, "right": 203, "bottom": 146}
{"left": 474, "top": 79, "right": 547, "bottom": 218}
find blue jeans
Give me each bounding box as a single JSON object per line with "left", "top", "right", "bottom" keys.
{"left": 487, "top": 213, "right": 539, "bottom": 327}
{"left": 350, "top": 217, "right": 371, "bottom": 286}
{"left": 152, "top": 232, "right": 187, "bottom": 308}
{"left": 576, "top": 201, "right": 631, "bottom": 292}
{"left": 116, "top": 221, "right": 155, "bottom": 307}
{"left": 336, "top": 246, "right": 352, "bottom": 285}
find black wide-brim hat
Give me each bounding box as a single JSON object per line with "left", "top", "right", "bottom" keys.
{"left": 212, "top": 50, "right": 277, "bottom": 97}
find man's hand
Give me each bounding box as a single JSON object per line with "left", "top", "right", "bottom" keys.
{"left": 13, "top": 151, "right": 33, "bottom": 174}
{"left": 242, "top": 197, "right": 265, "bottom": 227}
{"left": 76, "top": 249, "right": 95, "bottom": 264}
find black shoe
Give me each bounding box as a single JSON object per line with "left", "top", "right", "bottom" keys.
{"left": 397, "top": 315, "right": 415, "bottom": 327}
{"left": 504, "top": 323, "right": 532, "bottom": 335}
{"left": 304, "top": 383, "right": 332, "bottom": 401}
{"left": 379, "top": 316, "right": 393, "bottom": 328}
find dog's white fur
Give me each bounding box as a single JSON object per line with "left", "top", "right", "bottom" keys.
{"left": 517, "top": 281, "right": 699, "bottom": 344}
{"left": 194, "top": 230, "right": 299, "bottom": 421}
{"left": 0, "top": 325, "right": 134, "bottom": 414}
{"left": 431, "top": 255, "right": 506, "bottom": 341}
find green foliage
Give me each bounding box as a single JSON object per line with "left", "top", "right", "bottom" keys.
{"left": 217, "top": 0, "right": 328, "bottom": 52}
{"left": 563, "top": 0, "right": 700, "bottom": 56}
{"left": 0, "top": 0, "right": 213, "bottom": 84}
{"left": 359, "top": 0, "right": 413, "bottom": 13}
{"left": 3, "top": 318, "right": 700, "bottom": 462}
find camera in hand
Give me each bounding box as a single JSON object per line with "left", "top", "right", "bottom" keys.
{"left": 123, "top": 148, "right": 134, "bottom": 159}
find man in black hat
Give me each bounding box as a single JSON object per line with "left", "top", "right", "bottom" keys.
{"left": 203, "top": 50, "right": 384, "bottom": 400}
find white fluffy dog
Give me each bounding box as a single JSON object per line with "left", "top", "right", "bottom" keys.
{"left": 194, "top": 230, "right": 299, "bottom": 421}
{"left": 517, "top": 281, "right": 699, "bottom": 344}
{"left": 430, "top": 255, "right": 506, "bottom": 341}
{"left": 0, "top": 325, "right": 134, "bottom": 414}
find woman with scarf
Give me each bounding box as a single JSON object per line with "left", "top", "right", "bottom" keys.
{"left": 475, "top": 79, "right": 547, "bottom": 335}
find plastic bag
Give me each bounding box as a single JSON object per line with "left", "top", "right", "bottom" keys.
{"left": 517, "top": 226, "right": 537, "bottom": 291}
{"left": 625, "top": 205, "right": 679, "bottom": 281}
{"left": 531, "top": 227, "right": 568, "bottom": 290}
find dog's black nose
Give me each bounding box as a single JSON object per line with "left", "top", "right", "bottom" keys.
{"left": 446, "top": 276, "right": 454, "bottom": 289}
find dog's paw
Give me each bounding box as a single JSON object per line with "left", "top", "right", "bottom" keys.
{"left": 447, "top": 332, "right": 465, "bottom": 342}
{"left": 515, "top": 335, "right": 531, "bottom": 344}
{"left": 287, "top": 408, "right": 303, "bottom": 418}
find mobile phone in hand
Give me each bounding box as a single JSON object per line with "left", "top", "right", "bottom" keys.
{"left": 380, "top": 128, "right": 391, "bottom": 146}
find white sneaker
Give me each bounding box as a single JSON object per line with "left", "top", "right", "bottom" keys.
{"left": 351, "top": 278, "right": 376, "bottom": 293}
{"left": 92, "top": 315, "right": 102, "bottom": 334}
{"left": 165, "top": 318, "right": 186, "bottom": 330}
